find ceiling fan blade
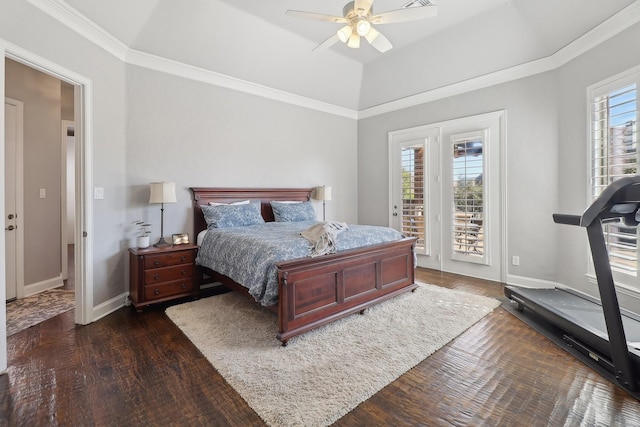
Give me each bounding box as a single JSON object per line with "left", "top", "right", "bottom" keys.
{"left": 354, "top": 0, "right": 374, "bottom": 16}
{"left": 285, "top": 10, "right": 347, "bottom": 24}
{"left": 367, "top": 29, "right": 393, "bottom": 53}
{"left": 372, "top": 5, "right": 438, "bottom": 24}
{"left": 312, "top": 34, "right": 340, "bottom": 52}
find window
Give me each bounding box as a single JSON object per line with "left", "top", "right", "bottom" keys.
{"left": 451, "top": 131, "right": 487, "bottom": 264}
{"left": 590, "top": 70, "right": 638, "bottom": 279}
{"left": 401, "top": 145, "right": 426, "bottom": 252}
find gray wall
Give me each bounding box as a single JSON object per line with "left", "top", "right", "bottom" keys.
{"left": 1, "top": 0, "right": 358, "bottom": 314}
{"left": 358, "top": 21, "right": 640, "bottom": 299}
{"left": 358, "top": 72, "right": 560, "bottom": 283}
{"left": 5, "top": 59, "right": 62, "bottom": 287}
{"left": 555, "top": 23, "right": 640, "bottom": 307}
{"left": 2, "top": 0, "right": 640, "bottom": 316}
{"left": 1, "top": 0, "right": 127, "bottom": 306}
{"left": 124, "top": 65, "right": 358, "bottom": 241}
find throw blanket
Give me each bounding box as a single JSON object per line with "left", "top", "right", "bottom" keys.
{"left": 301, "top": 221, "right": 349, "bottom": 257}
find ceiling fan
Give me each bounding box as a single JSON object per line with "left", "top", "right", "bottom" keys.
{"left": 285, "top": 0, "right": 438, "bottom": 53}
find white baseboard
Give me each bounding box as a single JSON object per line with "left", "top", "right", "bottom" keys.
{"left": 92, "top": 292, "right": 128, "bottom": 322}
{"left": 23, "top": 276, "right": 64, "bottom": 297}
{"left": 506, "top": 274, "right": 557, "bottom": 289}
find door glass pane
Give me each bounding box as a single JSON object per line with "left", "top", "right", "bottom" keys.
{"left": 452, "top": 137, "right": 485, "bottom": 259}
{"left": 401, "top": 145, "right": 426, "bottom": 252}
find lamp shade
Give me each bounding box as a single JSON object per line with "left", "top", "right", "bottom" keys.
{"left": 149, "top": 182, "right": 177, "bottom": 204}
{"left": 315, "top": 186, "right": 332, "bottom": 201}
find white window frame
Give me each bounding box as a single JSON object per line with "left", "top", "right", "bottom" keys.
{"left": 587, "top": 65, "right": 640, "bottom": 288}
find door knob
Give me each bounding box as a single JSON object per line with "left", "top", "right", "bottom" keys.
{"left": 5, "top": 225, "right": 15, "bottom": 231}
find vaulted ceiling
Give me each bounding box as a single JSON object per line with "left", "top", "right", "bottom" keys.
{"left": 58, "top": 0, "right": 639, "bottom": 111}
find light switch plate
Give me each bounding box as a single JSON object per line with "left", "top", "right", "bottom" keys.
{"left": 94, "top": 187, "right": 104, "bottom": 200}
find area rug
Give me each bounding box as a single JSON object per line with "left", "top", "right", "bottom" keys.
{"left": 6, "top": 289, "right": 75, "bottom": 336}
{"left": 166, "top": 283, "right": 500, "bottom": 426}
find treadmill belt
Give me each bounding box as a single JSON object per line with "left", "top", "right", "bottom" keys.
{"left": 507, "top": 287, "right": 640, "bottom": 355}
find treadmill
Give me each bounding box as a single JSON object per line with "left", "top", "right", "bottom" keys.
{"left": 505, "top": 175, "right": 640, "bottom": 399}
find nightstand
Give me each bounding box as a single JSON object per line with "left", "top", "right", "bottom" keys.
{"left": 128, "top": 244, "right": 199, "bottom": 311}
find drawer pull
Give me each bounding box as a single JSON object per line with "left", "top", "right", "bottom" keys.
{"left": 181, "top": 283, "right": 186, "bottom": 289}
{"left": 154, "top": 289, "right": 160, "bottom": 295}
{"left": 181, "top": 256, "right": 187, "bottom": 262}
{"left": 154, "top": 260, "right": 160, "bottom": 266}
{"left": 181, "top": 269, "right": 186, "bottom": 275}
{"left": 154, "top": 274, "right": 160, "bottom": 280}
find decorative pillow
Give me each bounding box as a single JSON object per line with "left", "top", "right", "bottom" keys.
{"left": 271, "top": 201, "right": 317, "bottom": 222}
{"left": 202, "top": 202, "right": 264, "bottom": 228}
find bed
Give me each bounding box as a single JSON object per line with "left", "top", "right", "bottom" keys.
{"left": 190, "top": 187, "right": 417, "bottom": 345}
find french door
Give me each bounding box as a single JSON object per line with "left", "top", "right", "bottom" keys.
{"left": 389, "top": 112, "right": 504, "bottom": 282}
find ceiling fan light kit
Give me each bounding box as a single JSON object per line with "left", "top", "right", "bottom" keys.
{"left": 356, "top": 18, "right": 371, "bottom": 36}
{"left": 286, "top": 0, "right": 438, "bottom": 54}
{"left": 337, "top": 25, "right": 353, "bottom": 43}
{"left": 347, "top": 32, "right": 361, "bottom": 49}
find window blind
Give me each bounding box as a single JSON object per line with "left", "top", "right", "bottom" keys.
{"left": 401, "top": 146, "right": 426, "bottom": 250}
{"left": 591, "top": 83, "right": 638, "bottom": 275}
{"left": 451, "top": 138, "right": 484, "bottom": 257}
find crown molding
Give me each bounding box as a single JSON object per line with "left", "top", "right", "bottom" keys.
{"left": 357, "top": 56, "right": 558, "bottom": 119}
{"left": 552, "top": 0, "right": 640, "bottom": 66}
{"left": 358, "top": 1, "right": 640, "bottom": 119}
{"left": 26, "top": 0, "right": 128, "bottom": 61}
{"left": 24, "top": 0, "right": 640, "bottom": 121}
{"left": 126, "top": 49, "right": 358, "bottom": 119}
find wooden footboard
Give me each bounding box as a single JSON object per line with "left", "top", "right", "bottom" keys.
{"left": 190, "top": 187, "right": 418, "bottom": 345}
{"left": 276, "top": 237, "right": 417, "bottom": 344}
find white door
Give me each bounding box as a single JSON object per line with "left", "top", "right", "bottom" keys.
{"left": 390, "top": 111, "right": 504, "bottom": 282}
{"left": 4, "top": 99, "right": 23, "bottom": 301}
{"left": 440, "top": 115, "right": 503, "bottom": 281}
{"left": 390, "top": 127, "right": 440, "bottom": 270}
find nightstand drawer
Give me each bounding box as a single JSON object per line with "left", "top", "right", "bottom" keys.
{"left": 144, "top": 279, "right": 194, "bottom": 300}
{"left": 129, "top": 244, "right": 199, "bottom": 311}
{"left": 144, "top": 264, "right": 194, "bottom": 284}
{"left": 144, "top": 251, "right": 195, "bottom": 269}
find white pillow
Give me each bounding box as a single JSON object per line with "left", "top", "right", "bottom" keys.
{"left": 208, "top": 200, "right": 250, "bottom": 206}
{"left": 197, "top": 229, "right": 208, "bottom": 246}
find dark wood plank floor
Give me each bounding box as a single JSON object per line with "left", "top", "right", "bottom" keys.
{"left": 2, "top": 268, "right": 640, "bottom": 426}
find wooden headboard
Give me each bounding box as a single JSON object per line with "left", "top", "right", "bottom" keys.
{"left": 190, "top": 187, "right": 314, "bottom": 236}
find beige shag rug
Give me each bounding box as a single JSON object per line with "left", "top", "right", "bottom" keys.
{"left": 166, "top": 283, "right": 500, "bottom": 427}
{"left": 6, "top": 289, "right": 75, "bottom": 336}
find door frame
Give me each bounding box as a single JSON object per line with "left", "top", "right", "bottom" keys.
{"left": 389, "top": 110, "right": 508, "bottom": 283}
{"left": 4, "top": 98, "right": 24, "bottom": 301}
{"left": 1, "top": 41, "right": 94, "bottom": 371}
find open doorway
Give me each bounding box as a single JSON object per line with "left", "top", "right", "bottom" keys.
{"left": 4, "top": 60, "right": 76, "bottom": 335}
{"left": 1, "top": 47, "right": 93, "bottom": 372}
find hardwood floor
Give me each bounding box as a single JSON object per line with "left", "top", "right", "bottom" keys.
{"left": 1, "top": 268, "right": 640, "bottom": 426}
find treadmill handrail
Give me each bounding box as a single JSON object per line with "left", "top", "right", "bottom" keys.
{"left": 553, "top": 214, "right": 581, "bottom": 226}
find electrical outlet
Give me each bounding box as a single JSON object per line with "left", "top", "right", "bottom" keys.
{"left": 512, "top": 256, "right": 520, "bottom": 266}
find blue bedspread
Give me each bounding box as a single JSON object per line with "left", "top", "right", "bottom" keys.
{"left": 196, "top": 221, "right": 404, "bottom": 306}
